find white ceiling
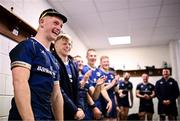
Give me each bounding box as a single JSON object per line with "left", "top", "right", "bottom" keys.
{"left": 48, "top": 0, "right": 180, "bottom": 50}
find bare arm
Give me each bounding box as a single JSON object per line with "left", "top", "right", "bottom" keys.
{"left": 51, "top": 84, "right": 64, "bottom": 121}
{"left": 136, "top": 90, "right": 144, "bottom": 98}
{"left": 101, "top": 87, "right": 112, "bottom": 113}
{"left": 150, "top": 90, "right": 155, "bottom": 98}
{"left": 12, "top": 67, "right": 34, "bottom": 121}
{"left": 87, "top": 93, "right": 102, "bottom": 120}
{"left": 92, "top": 76, "right": 105, "bottom": 100}
{"left": 79, "top": 70, "right": 92, "bottom": 88}
{"left": 104, "top": 75, "right": 119, "bottom": 90}
{"left": 129, "top": 90, "right": 133, "bottom": 108}
{"left": 104, "top": 79, "right": 116, "bottom": 91}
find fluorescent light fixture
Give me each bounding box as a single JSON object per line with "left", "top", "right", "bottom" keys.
{"left": 108, "top": 36, "right": 131, "bottom": 45}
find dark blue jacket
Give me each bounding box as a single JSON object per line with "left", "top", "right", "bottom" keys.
{"left": 53, "top": 51, "right": 82, "bottom": 120}
{"left": 155, "top": 77, "right": 180, "bottom": 116}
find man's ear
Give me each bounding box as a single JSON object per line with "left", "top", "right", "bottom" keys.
{"left": 39, "top": 18, "right": 44, "bottom": 28}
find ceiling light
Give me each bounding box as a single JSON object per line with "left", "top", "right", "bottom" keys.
{"left": 108, "top": 36, "right": 131, "bottom": 45}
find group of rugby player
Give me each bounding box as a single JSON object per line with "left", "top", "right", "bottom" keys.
{"left": 8, "top": 8, "right": 179, "bottom": 121}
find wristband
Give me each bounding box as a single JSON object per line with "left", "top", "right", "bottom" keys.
{"left": 89, "top": 103, "right": 96, "bottom": 109}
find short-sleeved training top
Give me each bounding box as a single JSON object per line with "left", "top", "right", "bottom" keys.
{"left": 118, "top": 80, "right": 133, "bottom": 107}
{"left": 8, "top": 38, "right": 60, "bottom": 120}
{"left": 136, "top": 82, "right": 155, "bottom": 113}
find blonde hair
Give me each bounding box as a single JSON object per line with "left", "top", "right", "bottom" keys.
{"left": 56, "top": 33, "right": 72, "bottom": 44}
{"left": 86, "top": 48, "right": 96, "bottom": 56}
{"left": 100, "top": 56, "right": 109, "bottom": 62}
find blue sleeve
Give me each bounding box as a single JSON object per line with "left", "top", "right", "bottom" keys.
{"left": 119, "top": 81, "right": 122, "bottom": 89}
{"left": 170, "top": 79, "right": 180, "bottom": 102}
{"left": 155, "top": 80, "right": 163, "bottom": 102}
{"left": 130, "top": 82, "right": 133, "bottom": 90}
{"left": 9, "top": 40, "right": 35, "bottom": 70}
{"left": 136, "top": 83, "right": 141, "bottom": 90}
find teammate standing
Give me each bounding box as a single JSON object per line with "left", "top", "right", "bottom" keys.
{"left": 116, "top": 72, "right": 133, "bottom": 120}
{"left": 99, "top": 56, "right": 120, "bottom": 120}
{"left": 136, "top": 73, "right": 155, "bottom": 121}
{"left": 52, "top": 34, "right": 85, "bottom": 120}
{"left": 8, "top": 8, "right": 66, "bottom": 120}
{"left": 155, "top": 68, "right": 180, "bottom": 121}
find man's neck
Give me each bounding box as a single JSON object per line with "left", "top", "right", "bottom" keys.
{"left": 88, "top": 63, "right": 95, "bottom": 69}
{"left": 164, "top": 77, "right": 169, "bottom": 81}
{"left": 100, "top": 67, "right": 109, "bottom": 73}
{"left": 57, "top": 53, "right": 68, "bottom": 63}
{"left": 34, "top": 34, "right": 51, "bottom": 50}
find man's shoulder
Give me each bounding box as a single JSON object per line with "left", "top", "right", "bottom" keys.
{"left": 9, "top": 38, "right": 36, "bottom": 55}
{"left": 137, "top": 82, "right": 143, "bottom": 87}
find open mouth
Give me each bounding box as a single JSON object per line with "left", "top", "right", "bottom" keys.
{"left": 52, "top": 28, "right": 60, "bottom": 35}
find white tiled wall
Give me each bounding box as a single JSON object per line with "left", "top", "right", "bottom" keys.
{"left": 0, "top": 35, "right": 17, "bottom": 120}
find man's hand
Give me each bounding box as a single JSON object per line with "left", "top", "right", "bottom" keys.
{"left": 80, "top": 70, "right": 92, "bottom": 88}
{"left": 106, "top": 100, "right": 112, "bottom": 113}
{"left": 83, "top": 70, "right": 92, "bottom": 81}
{"left": 144, "top": 94, "right": 151, "bottom": 100}
{"left": 119, "top": 90, "right": 126, "bottom": 98}
{"left": 92, "top": 107, "right": 102, "bottom": 120}
{"left": 74, "top": 108, "right": 85, "bottom": 120}
{"left": 115, "top": 75, "right": 120, "bottom": 82}
{"left": 163, "top": 100, "right": 171, "bottom": 105}
{"left": 96, "top": 76, "right": 106, "bottom": 86}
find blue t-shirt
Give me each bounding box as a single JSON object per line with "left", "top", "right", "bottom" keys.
{"left": 82, "top": 65, "right": 103, "bottom": 110}
{"left": 8, "top": 38, "right": 60, "bottom": 120}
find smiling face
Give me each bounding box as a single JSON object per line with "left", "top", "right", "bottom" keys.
{"left": 39, "top": 16, "right": 63, "bottom": 41}
{"left": 55, "top": 34, "right": 72, "bottom": 57}
{"left": 74, "top": 56, "right": 84, "bottom": 71}
{"left": 142, "top": 73, "right": 149, "bottom": 83}
{"left": 86, "top": 49, "right": 97, "bottom": 67}
{"left": 100, "top": 56, "right": 110, "bottom": 71}
{"left": 162, "top": 69, "right": 170, "bottom": 79}
{"left": 124, "top": 72, "right": 130, "bottom": 81}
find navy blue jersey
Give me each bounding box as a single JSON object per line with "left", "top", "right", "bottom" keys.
{"left": 99, "top": 69, "right": 117, "bottom": 118}
{"left": 78, "top": 71, "right": 90, "bottom": 104}
{"left": 117, "top": 80, "right": 133, "bottom": 107}
{"left": 82, "top": 65, "right": 103, "bottom": 111}
{"left": 82, "top": 65, "right": 102, "bottom": 88}
{"left": 155, "top": 77, "right": 180, "bottom": 116}
{"left": 8, "top": 38, "right": 59, "bottom": 120}
{"left": 99, "top": 69, "right": 115, "bottom": 97}
{"left": 78, "top": 72, "right": 92, "bottom": 120}
{"left": 136, "top": 82, "right": 155, "bottom": 113}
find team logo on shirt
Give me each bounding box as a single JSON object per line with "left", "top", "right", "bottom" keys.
{"left": 160, "top": 81, "right": 163, "bottom": 84}
{"left": 96, "top": 72, "right": 101, "bottom": 77}
{"left": 141, "top": 85, "right": 144, "bottom": 88}
{"left": 37, "top": 65, "right": 55, "bottom": 78}
{"left": 110, "top": 74, "right": 114, "bottom": 79}
{"left": 169, "top": 82, "right": 173, "bottom": 85}
{"left": 94, "top": 78, "right": 96, "bottom": 83}
{"left": 121, "top": 83, "right": 124, "bottom": 87}
{"left": 148, "top": 85, "right": 152, "bottom": 89}
{"left": 41, "top": 50, "right": 45, "bottom": 54}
